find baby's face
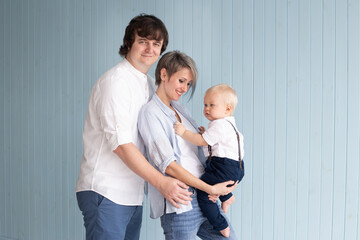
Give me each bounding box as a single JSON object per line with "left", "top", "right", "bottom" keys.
{"left": 203, "top": 91, "right": 229, "bottom": 121}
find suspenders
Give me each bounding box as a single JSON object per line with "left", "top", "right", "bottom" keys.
{"left": 207, "top": 120, "right": 243, "bottom": 171}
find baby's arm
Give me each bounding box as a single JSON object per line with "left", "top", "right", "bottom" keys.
{"left": 174, "top": 122, "right": 208, "bottom": 146}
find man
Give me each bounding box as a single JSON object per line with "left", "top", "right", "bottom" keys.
{"left": 76, "top": 14, "right": 192, "bottom": 240}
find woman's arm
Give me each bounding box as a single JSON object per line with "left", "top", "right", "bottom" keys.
{"left": 174, "top": 122, "right": 208, "bottom": 146}
{"left": 165, "top": 161, "right": 236, "bottom": 195}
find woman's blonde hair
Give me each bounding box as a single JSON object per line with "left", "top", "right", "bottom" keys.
{"left": 155, "top": 50, "right": 198, "bottom": 98}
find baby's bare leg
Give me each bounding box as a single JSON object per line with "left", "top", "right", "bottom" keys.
{"left": 221, "top": 195, "right": 235, "bottom": 213}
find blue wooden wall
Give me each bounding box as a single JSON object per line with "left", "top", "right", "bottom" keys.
{"left": 1, "top": 0, "right": 359, "bottom": 239}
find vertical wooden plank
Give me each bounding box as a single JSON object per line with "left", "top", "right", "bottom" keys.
{"left": 252, "top": 0, "right": 265, "bottom": 239}
{"left": 173, "top": 0, "right": 184, "bottom": 50}
{"left": 344, "top": 0, "right": 360, "bottom": 239}
{"left": 211, "top": 0, "right": 222, "bottom": 86}
{"left": 183, "top": 0, "right": 196, "bottom": 115}
{"left": 221, "top": 0, "right": 233, "bottom": 87}
{"left": 67, "top": 0, "right": 76, "bottom": 237}
{"left": 296, "top": 0, "right": 311, "bottom": 239}
{"left": 319, "top": 0, "right": 336, "bottom": 239}
{"left": 74, "top": 1, "right": 85, "bottom": 239}
{"left": 230, "top": 0, "right": 244, "bottom": 237}
{"left": 263, "top": 0, "right": 276, "bottom": 238}
{"left": 274, "top": 0, "right": 287, "bottom": 238}
{"left": 241, "top": 0, "right": 254, "bottom": 239}
{"left": 0, "top": 0, "right": 5, "bottom": 233}
{"left": 332, "top": 0, "right": 347, "bottom": 238}
{"left": 27, "top": 0, "right": 36, "bottom": 238}
{"left": 53, "top": 1, "right": 64, "bottom": 239}
{"left": 308, "top": 0, "right": 323, "bottom": 239}
{"left": 11, "top": 0, "right": 22, "bottom": 238}
{"left": 285, "top": 0, "right": 299, "bottom": 239}
{"left": 200, "top": 0, "right": 212, "bottom": 126}
{"left": 3, "top": 0, "right": 11, "bottom": 237}
{"left": 21, "top": 0, "right": 30, "bottom": 238}
{"left": 191, "top": 0, "right": 205, "bottom": 125}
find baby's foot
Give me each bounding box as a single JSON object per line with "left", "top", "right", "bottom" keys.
{"left": 220, "top": 226, "right": 230, "bottom": 238}
{"left": 221, "top": 195, "right": 235, "bottom": 213}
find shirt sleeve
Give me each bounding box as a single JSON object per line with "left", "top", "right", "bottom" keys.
{"left": 97, "top": 77, "right": 133, "bottom": 151}
{"left": 138, "top": 106, "right": 177, "bottom": 174}
{"left": 201, "top": 120, "right": 224, "bottom": 146}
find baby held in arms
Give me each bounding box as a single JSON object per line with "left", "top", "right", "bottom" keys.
{"left": 174, "top": 84, "right": 245, "bottom": 238}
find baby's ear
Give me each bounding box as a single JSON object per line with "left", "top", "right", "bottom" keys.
{"left": 226, "top": 105, "right": 232, "bottom": 113}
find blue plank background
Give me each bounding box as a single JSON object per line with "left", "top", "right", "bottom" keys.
{"left": 0, "top": 0, "right": 359, "bottom": 239}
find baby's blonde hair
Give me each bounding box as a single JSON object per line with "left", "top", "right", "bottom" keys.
{"left": 205, "top": 84, "right": 238, "bottom": 115}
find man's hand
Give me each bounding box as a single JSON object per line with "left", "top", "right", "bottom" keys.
{"left": 174, "top": 122, "right": 186, "bottom": 137}
{"left": 158, "top": 176, "right": 193, "bottom": 208}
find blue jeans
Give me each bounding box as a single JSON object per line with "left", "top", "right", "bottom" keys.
{"left": 160, "top": 190, "right": 238, "bottom": 240}
{"left": 76, "top": 191, "right": 143, "bottom": 240}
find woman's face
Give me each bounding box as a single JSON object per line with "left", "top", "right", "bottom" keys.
{"left": 158, "top": 67, "right": 193, "bottom": 104}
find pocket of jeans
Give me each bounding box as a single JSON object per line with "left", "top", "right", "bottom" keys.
{"left": 97, "top": 193, "right": 105, "bottom": 207}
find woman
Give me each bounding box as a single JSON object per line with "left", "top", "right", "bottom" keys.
{"left": 138, "top": 51, "right": 238, "bottom": 240}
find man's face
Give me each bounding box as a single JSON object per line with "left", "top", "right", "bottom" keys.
{"left": 126, "top": 33, "right": 163, "bottom": 74}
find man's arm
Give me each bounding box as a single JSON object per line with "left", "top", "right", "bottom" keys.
{"left": 174, "top": 122, "right": 208, "bottom": 146}
{"left": 113, "top": 143, "right": 192, "bottom": 208}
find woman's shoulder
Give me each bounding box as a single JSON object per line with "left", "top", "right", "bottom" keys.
{"left": 140, "top": 97, "right": 163, "bottom": 118}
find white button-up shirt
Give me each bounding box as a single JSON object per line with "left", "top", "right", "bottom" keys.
{"left": 76, "top": 58, "right": 155, "bottom": 206}
{"left": 202, "top": 117, "right": 245, "bottom": 161}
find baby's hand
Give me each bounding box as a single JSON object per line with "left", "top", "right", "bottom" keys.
{"left": 174, "top": 122, "right": 186, "bottom": 136}
{"left": 198, "top": 126, "right": 205, "bottom": 134}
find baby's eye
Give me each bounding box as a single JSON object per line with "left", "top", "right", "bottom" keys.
{"left": 210, "top": 104, "right": 215, "bottom": 107}
{"left": 179, "top": 79, "right": 184, "bottom": 83}
{"left": 187, "top": 82, "right": 192, "bottom": 86}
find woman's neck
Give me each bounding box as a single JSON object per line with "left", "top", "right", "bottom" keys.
{"left": 156, "top": 89, "right": 171, "bottom": 108}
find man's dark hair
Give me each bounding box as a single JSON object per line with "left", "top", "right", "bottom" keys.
{"left": 119, "top": 14, "right": 168, "bottom": 57}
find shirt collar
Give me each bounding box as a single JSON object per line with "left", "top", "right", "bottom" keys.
{"left": 123, "top": 58, "right": 148, "bottom": 81}
{"left": 152, "top": 93, "right": 178, "bottom": 122}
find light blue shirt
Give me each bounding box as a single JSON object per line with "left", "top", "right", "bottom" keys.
{"left": 138, "top": 93, "right": 206, "bottom": 219}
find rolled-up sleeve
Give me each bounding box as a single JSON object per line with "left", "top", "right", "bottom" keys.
{"left": 138, "top": 107, "right": 176, "bottom": 174}
{"left": 98, "top": 78, "right": 132, "bottom": 151}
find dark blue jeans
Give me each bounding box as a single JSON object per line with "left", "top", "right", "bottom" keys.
{"left": 197, "top": 157, "right": 244, "bottom": 231}
{"left": 76, "top": 191, "right": 143, "bottom": 240}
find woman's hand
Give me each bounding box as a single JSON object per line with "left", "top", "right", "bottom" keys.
{"left": 210, "top": 180, "right": 238, "bottom": 196}
{"left": 174, "top": 122, "right": 186, "bottom": 136}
